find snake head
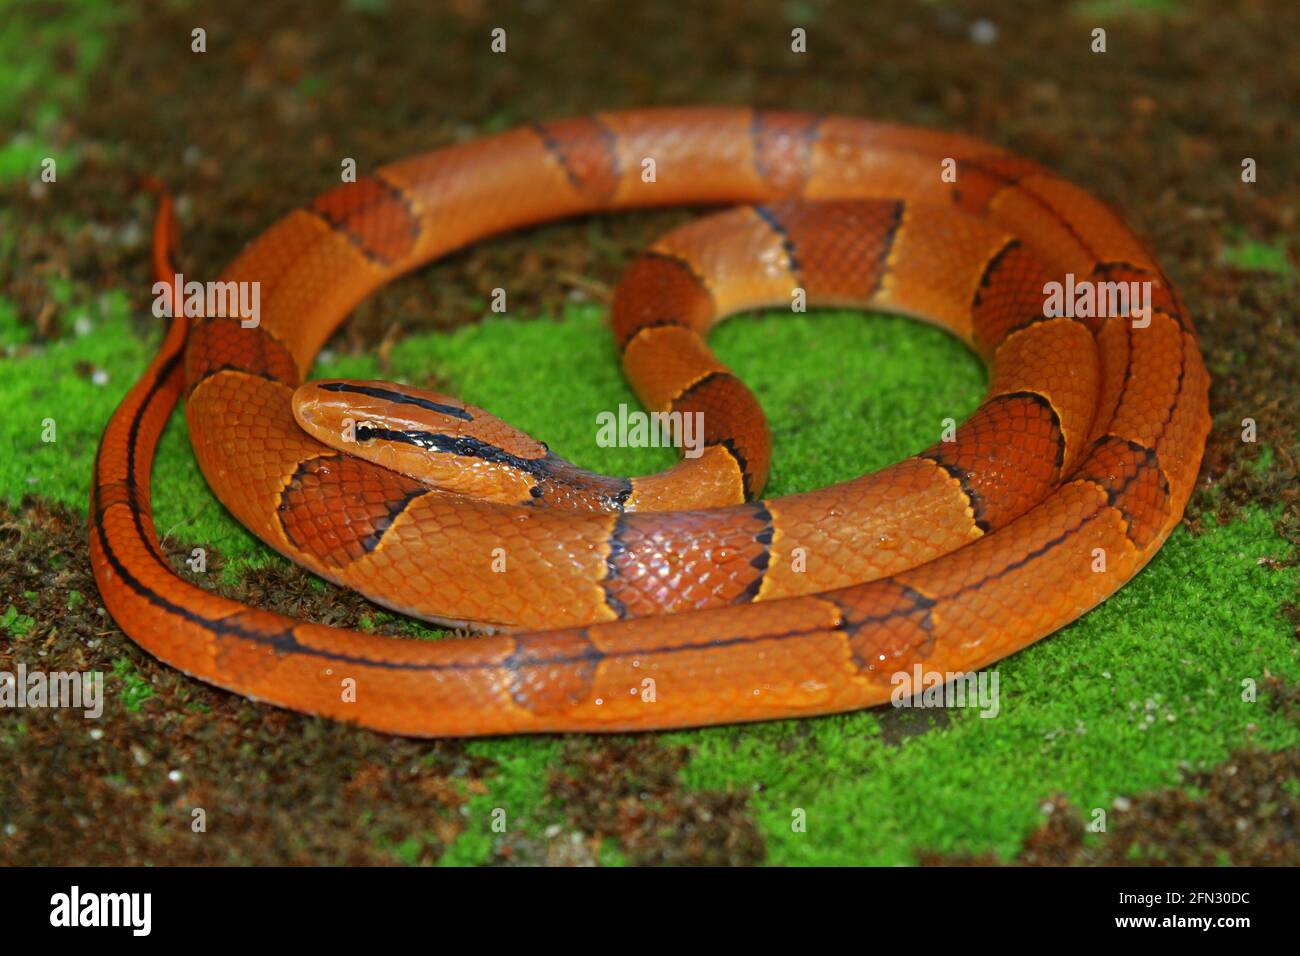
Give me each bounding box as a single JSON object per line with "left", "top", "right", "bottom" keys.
{"left": 291, "top": 379, "right": 551, "bottom": 504}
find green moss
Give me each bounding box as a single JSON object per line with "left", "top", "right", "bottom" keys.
{"left": 0, "top": 0, "right": 126, "bottom": 184}
{"left": 1218, "top": 238, "right": 1294, "bottom": 278}
{"left": 437, "top": 738, "right": 565, "bottom": 866}
{"left": 1, "top": 604, "right": 36, "bottom": 636}
{"left": 1071, "top": 0, "right": 1184, "bottom": 18}
{"left": 0, "top": 289, "right": 265, "bottom": 560}
{"left": 0, "top": 295, "right": 31, "bottom": 346}
{"left": 113, "top": 658, "right": 156, "bottom": 713}
{"left": 381, "top": 835, "right": 424, "bottom": 866}
{"left": 0, "top": 132, "right": 75, "bottom": 187}
{"left": 598, "top": 839, "right": 629, "bottom": 867}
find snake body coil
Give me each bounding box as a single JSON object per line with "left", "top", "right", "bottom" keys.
{"left": 89, "top": 108, "right": 1210, "bottom": 735}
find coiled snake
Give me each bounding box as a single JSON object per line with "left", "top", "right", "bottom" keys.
{"left": 89, "top": 108, "right": 1210, "bottom": 735}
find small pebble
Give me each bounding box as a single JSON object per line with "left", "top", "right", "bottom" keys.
{"left": 119, "top": 220, "right": 144, "bottom": 249}
{"left": 969, "top": 19, "right": 998, "bottom": 45}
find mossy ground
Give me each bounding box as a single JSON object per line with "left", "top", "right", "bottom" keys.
{"left": 2, "top": 0, "right": 1297, "bottom": 865}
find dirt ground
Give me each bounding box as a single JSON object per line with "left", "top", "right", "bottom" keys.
{"left": 2, "top": 0, "right": 1297, "bottom": 865}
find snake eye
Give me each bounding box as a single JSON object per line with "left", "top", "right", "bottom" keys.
{"left": 355, "top": 420, "right": 378, "bottom": 443}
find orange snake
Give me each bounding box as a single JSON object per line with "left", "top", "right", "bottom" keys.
{"left": 89, "top": 107, "right": 1210, "bottom": 736}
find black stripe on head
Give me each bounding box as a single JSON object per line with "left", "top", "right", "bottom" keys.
{"left": 317, "top": 382, "right": 473, "bottom": 421}
{"left": 357, "top": 426, "right": 547, "bottom": 476}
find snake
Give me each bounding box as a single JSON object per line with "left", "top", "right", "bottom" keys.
{"left": 89, "top": 107, "right": 1210, "bottom": 736}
